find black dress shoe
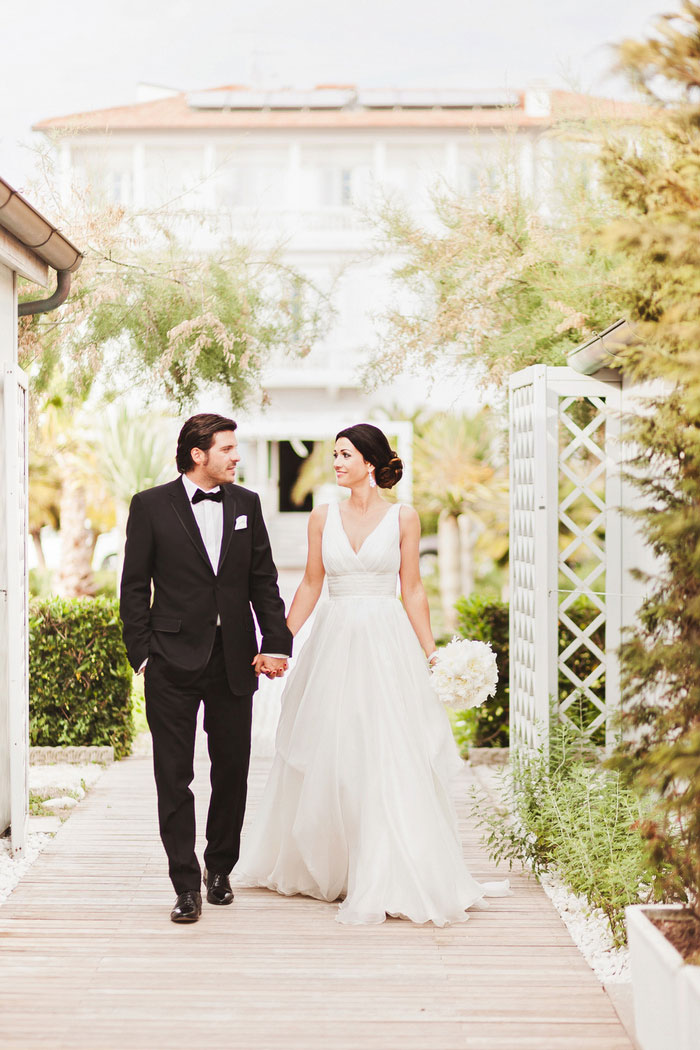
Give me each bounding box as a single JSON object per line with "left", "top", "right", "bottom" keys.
{"left": 203, "top": 869, "right": 234, "bottom": 905}
{"left": 170, "top": 890, "right": 202, "bottom": 924}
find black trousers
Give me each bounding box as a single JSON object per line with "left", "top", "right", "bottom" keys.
{"left": 144, "top": 630, "right": 253, "bottom": 894}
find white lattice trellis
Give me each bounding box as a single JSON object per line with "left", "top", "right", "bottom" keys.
{"left": 509, "top": 365, "right": 622, "bottom": 753}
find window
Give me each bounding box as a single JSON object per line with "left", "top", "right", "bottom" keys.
{"left": 215, "top": 165, "right": 285, "bottom": 208}
{"left": 319, "top": 167, "right": 355, "bottom": 207}
{"left": 214, "top": 147, "right": 287, "bottom": 209}
{"left": 143, "top": 147, "right": 207, "bottom": 207}
{"left": 300, "top": 145, "right": 373, "bottom": 208}
{"left": 71, "top": 146, "right": 133, "bottom": 205}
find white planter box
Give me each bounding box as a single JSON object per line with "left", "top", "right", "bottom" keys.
{"left": 626, "top": 904, "right": 700, "bottom": 1050}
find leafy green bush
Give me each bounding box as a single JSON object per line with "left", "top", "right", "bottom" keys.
{"left": 455, "top": 595, "right": 509, "bottom": 748}
{"left": 29, "top": 597, "right": 134, "bottom": 759}
{"left": 453, "top": 595, "right": 606, "bottom": 750}
{"left": 473, "top": 723, "right": 661, "bottom": 945}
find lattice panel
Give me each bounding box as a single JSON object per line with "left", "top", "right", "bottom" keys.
{"left": 509, "top": 367, "right": 622, "bottom": 756}
{"left": 509, "top": 381, "right": 538, "bottom": 751}
{"left": 557, "top": 395, "right": 609, "bottom": 739}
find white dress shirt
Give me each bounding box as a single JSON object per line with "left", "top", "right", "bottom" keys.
{"left": 181, "top": 473, "right": 223, "bottom": 572}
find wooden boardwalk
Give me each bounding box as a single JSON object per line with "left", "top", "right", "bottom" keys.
{"left": 0, "top": 743, "right": 633, "bottom": 1050}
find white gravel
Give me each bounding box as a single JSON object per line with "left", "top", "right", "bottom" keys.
{"left": 538, "top": 868, "right": 630, "bottom": 983}
{"left": 29, "top": 763, "right": 105, "bottom": 800}
{"left": 0, "top": 831, "right": 54, "bottom": 907}
{"left": 0, "top": 762, "right": 108, "bottom": 910}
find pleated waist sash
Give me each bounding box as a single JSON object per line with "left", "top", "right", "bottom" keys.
{"left": 327, "top": 572, "right": 398, "bottom": 599}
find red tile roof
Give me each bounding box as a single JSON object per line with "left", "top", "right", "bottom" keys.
{"left": 33, "top": 87, "right": 646, "bottom": 134}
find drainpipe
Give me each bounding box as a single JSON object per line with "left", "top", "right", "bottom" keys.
{"left": 18, "top": 268, "right": 72, "bottom": 316}
{"left": 0, "top": 176, "right": 82, "bottom": 316}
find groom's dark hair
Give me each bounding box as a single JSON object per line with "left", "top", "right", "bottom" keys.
{"left": 176, "top": 413, "right": 238, "bottom": 473}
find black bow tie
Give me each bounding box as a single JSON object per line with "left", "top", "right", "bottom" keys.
{"left": 191, "top": 488, "right": 223, "bottom": 504}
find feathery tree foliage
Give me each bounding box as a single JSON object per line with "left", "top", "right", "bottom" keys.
{"left": 365, "top": 152, "right": 626, "bottom": 389}
{"left": 18, "top": 151, "right": 324, "bottom": 412}
{"left": 600, "top": 2, "right": 700, "bottom": 944}
{"left": 19, "top": 149, "right": 324, "bottom": 595}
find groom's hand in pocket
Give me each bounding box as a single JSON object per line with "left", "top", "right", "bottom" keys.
{"left": 252, "top": 654, "right": 288, "bottom": 679}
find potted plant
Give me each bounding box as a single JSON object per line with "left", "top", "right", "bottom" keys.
{"left": 625, "top": 904, "right": 699, "bottom": 1050}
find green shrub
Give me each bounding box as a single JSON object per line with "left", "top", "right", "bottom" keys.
{"left": 455, "top": 595, "right": 509, "bottom": 748}
{"left": 472, "top": 723, "right": 661, "bottom": 945}
{"left": 29, "top": 597, "right": 134, "bottom": 759}
{"left": 453, "top": 594, "right": 606, "bottom": 749}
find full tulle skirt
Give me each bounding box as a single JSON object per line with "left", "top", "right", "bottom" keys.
{"left": 236, "top": 594, "right": 510, "bottom": 925}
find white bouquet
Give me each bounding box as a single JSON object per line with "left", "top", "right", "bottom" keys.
{"left": 431, "top": 637, "right": 498, "bottom": 709}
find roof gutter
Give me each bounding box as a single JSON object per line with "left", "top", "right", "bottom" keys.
{"left": 567, "top": 318, "right": 641, "bottom": 375}
{"left": 0, "top": 177, "right": 83, "bottom": 317}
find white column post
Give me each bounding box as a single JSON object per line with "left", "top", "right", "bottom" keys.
{"left": 533, "top": 366, "right": 559, "bottom": 748}
{"left": 393, "top": 420, "right": 413, "bottom": 504}
{"left": 288, "top": 142, "right": 302, "bottom": 211}
{"left": 4, "top": 363, "right": 29, "bottom": 853}
{"left": 604, "top": 382, "right": 623, "bottom": 751}
{"left": 373, "top": 140, "right": 386, "bottom": 182}
{"left": 445, "top": 141, "right": 458, "bottom": 185}
{"left": 202, "top": 143, "right": 217, "bottom": 212}
{"left": 0, "top": 264, "right": 14, "bottom": 838}
{"left": 133, "top": 143, "right": 146, "bottom": 209}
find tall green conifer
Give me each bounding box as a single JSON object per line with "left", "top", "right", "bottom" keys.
{"left": 605, "top": 1, "right": 700, "bottom": 934}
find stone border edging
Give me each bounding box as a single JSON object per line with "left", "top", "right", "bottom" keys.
{"left": 29, "top": 746, "right": 114, "bottom": 765}
{"left": 468, "top": 747, "right": 509, "bottom": 766}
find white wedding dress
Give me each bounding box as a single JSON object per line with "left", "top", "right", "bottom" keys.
{"left": 236, "top": 500, "right": 510, "bottom": 925}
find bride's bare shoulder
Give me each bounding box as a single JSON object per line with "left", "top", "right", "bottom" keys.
{"left": 398, "top": 504, "right": 420, "bottom": 528}
{"left": 308, "top": 503, "right": 331, "bottom": 530}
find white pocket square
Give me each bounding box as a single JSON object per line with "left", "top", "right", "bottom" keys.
{"left": 234, "top": 514, "right": 248, "bottom": 530}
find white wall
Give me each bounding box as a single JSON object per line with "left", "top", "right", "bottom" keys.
{"left": 0, "top": 261, "right": 16, "bottom": 833}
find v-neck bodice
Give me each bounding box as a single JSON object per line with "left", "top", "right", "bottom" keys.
{"left": 322, "top": 500, "right": 401, "bottom": 598}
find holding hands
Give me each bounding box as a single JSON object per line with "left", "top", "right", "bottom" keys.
{"left": 252, "top": 653, "right": 288, "bottom": 679}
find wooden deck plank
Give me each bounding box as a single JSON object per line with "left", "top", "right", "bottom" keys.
{"left": 0, "top": 743, "right": 632, "bottom": 1050}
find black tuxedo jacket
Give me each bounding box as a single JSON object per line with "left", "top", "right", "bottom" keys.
{"left": 119, "top": 478, "right": 292, "bottom": 695}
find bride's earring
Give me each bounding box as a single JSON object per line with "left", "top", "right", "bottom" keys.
{"left": 368, "top": 468, "right": 376, "bottom": 489}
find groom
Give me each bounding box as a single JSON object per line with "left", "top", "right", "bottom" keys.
{"left": 120, "top": 413, "right": 292, "bottom": 924}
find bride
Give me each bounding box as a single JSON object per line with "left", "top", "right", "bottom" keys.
{"left": 236, "top": 423, "right": 510, "bottom": 925}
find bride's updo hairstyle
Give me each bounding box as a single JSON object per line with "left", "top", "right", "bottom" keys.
{"left": 336, "top": 423, "right": 404, "bottom": 489}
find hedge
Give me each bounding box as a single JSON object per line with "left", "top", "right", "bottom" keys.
{"left": 455, "top": 595, "right": 510, "bottom": 747}
{"left": 29, "top": 597, "right": 134, "bottom": 759}
{"left": 454, "top": 594, "right": 606, "bottom": 748}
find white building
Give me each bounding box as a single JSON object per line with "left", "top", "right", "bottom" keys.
{"left": 35, "top": 85, "right": 638, "bottom": 564}
{"left": 0, "top": 177, "right": 82, "bottom": 847}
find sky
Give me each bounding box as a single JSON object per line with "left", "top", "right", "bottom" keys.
{"left": 2, "top": 0, "right": 667, "bottom": 190}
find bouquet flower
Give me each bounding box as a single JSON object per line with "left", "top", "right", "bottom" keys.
{"left": 431, "top": 637, "right": 498, "bottom": 709}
